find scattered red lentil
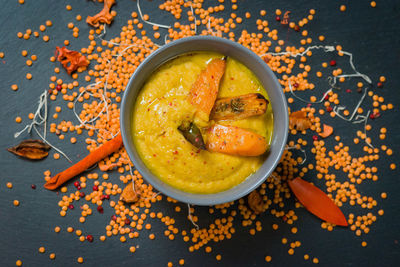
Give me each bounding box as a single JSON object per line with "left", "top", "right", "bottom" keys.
{"left": 6, "top": 1, "right": 395, "bottom": 265}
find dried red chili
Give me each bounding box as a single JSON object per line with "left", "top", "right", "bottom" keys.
{"left": 289, "top": 110, "right": 312, "bottom": 131}
{"left": 120, "top": 182, "right": 141, "bottom": 203}
{"left": 248, "top": 190, "right": 264, "bottom": 214}
{"left": 281, "top": 11, "right": 290, "bottom": 25}
{"left": 86, "top": 0, "right": 115, "bottom": 28}
{"left": 55, "top": 46, "right": 89, "bottom": 74}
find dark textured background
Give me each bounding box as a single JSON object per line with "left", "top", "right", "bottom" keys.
{"left": 0, "top": 0, "right": 399, "bottom": 266}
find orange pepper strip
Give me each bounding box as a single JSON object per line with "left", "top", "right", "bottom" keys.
{"left": 288, "top": 177, "right": 348, "bottom": 226}
{"left": 44, "top": 134, "right": 123, "bottom": 190}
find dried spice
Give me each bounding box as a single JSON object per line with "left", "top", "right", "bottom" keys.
{"left": 289, "top": 110, "right": 312, "bottom": 131}
{"left": 281, "top": 11, "right": 290, "bottom": 25}
{"left": 7, "top": 139, "right": 50, "bottom": 160}
{"left": 55, "top": 46, "right": 89, "bottom": 74}
{"left": 248, "top": 190, "right": 264, "bottom": 214}
{"left": 230, "top": 98, "right": 245, "bottom": 113}
{"left": 98, "top": 161, "right": 118, "bottom": 171}
{"left": 318, "top": 124, "right": 333, "bottom": 138}
{"left": 120, "top": 182, "right": 141, "bottom": 203}
{"left": 86, "top": 0, "right": 115, "bottom": 28}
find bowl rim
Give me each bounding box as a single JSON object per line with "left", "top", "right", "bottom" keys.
{"left": 121, "top": 36, "right": 288, "bottom": 205}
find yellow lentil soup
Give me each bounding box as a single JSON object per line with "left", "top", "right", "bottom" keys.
{"left": 132, "top": 52, "right": 273, "bottom": 194}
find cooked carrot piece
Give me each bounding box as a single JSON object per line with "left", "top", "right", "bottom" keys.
{"left": 206, "top": 124, "right": 268, "bottom": 156}
{"left": 210, "top": 93, "right": 268, "bottom": 121}
{"left": 189, "top": 57, "right": 227, "bottom": 122}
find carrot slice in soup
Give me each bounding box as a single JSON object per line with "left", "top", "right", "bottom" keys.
{"left": 189, "top": 57, "right": 227, "bottom": 122}
{"left": 206, "top": 124, "right": 268, "bottom": 156}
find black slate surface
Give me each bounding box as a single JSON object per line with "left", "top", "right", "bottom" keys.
{"left": 1, "top": 0, "right": 400, "bottom": 266}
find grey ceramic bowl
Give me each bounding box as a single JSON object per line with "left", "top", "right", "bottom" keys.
{"left": 121, "top": 36, "right": 288, "bottom": 205}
